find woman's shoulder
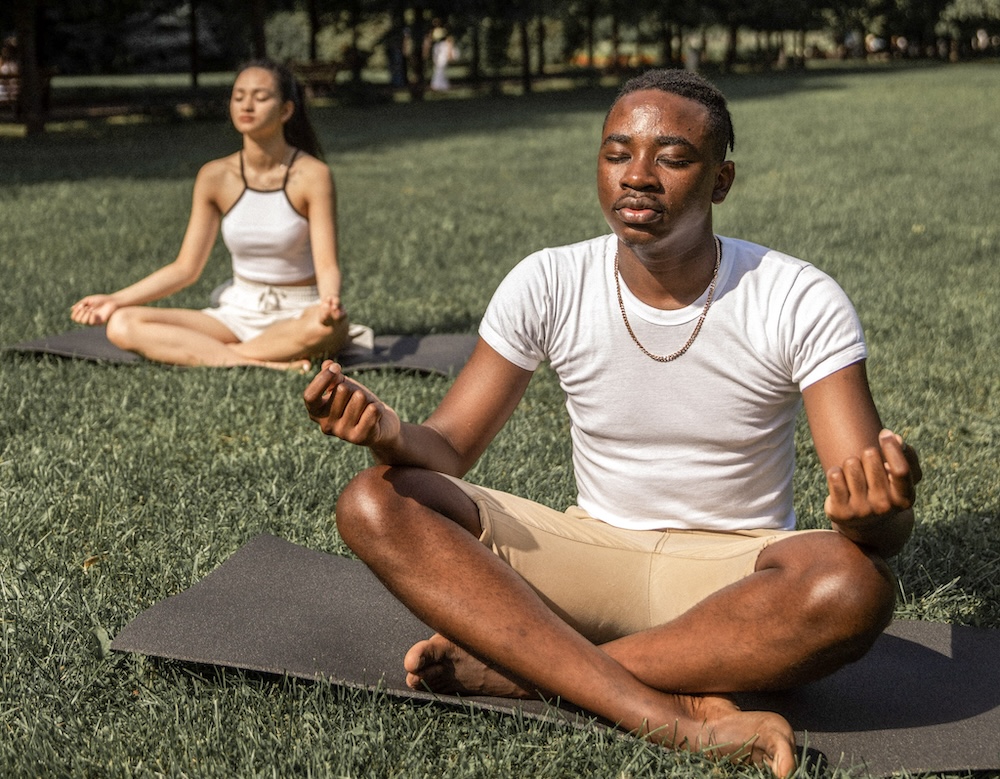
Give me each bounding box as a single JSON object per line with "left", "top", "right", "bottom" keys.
{"left": 288, "top": 151, "right": 333, "bottom": 192}
{"left": 196, "top": 153, "right": 241, "bottom": 187}
{"left": 292, "top": 151, "right": 331, "bottom": 176}
{"left": 191, "top": 153, "right": 243, "bottom": 212}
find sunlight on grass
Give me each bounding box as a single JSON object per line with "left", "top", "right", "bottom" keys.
{"left": 1, "top": 62, "right": 999, "bottom": 778}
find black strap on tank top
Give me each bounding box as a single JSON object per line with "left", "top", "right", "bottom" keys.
{"left": 282, "top": 149, "right": 301, "bottom": 190}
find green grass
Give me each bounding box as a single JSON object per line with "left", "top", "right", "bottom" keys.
{"left": 2, "top": 62, "right": 999, "bottom": 777}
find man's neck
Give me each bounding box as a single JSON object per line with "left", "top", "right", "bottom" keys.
{"left": 616, "top": 234, "right": 719, "bottom": 311}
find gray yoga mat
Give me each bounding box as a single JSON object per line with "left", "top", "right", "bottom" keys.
{"left": 5, "top": 327, "right": 478, "bottom": 376}
{"left": 111, "top": 534, "right": 1000, "bottom": 776}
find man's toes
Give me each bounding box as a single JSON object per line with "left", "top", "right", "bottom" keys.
{"left": 403, "top": 639, "right": 433, "bottom": 674}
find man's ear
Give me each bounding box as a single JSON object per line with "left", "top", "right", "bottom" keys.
{"left": 712, "top": 160, "right": 736, "bottom": 204}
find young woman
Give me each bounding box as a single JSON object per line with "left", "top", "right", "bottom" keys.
{"left": 71, "top": 59, "right": 351, "bottom": 371}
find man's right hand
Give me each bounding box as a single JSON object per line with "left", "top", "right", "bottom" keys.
{"left": 303, "top": 361, "right": 401, "bottom": 448}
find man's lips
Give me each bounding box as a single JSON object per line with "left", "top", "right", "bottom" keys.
{"left": 615, "top": 198, "right": 663, "bottom": 224}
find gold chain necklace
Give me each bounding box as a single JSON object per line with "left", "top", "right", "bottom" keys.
{"left": 614, "top": 236, "right": 722, "bottom": 362}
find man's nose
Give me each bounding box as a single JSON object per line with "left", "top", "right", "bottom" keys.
{"left": 622, "top": 155, "right": 658, "bottom": 189}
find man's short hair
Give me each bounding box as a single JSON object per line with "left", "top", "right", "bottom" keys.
{"left": 610, "top": 69, "right": 735, "bottom": 162}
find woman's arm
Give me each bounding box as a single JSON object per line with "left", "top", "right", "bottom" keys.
{"left": 295, "top": 156, "right": 343, "bottom": 312}
{"left": 70, "top": 160, "right": 225, "bottom": 325}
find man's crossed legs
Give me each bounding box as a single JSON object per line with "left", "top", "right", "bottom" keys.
{"left": 335, "top": 465, "right": 897, "bottom": 776}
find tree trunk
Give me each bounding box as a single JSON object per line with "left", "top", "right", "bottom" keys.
{"left": 250, "top": 0, "right": 267, "bottom": 59}
{"left": 188, "top": 0, "right": 201, "bottom": 89}
{"left": 610, "top": 13, "right": 620, "bottom": 71}
{"left": 519, "top": 15, "right": 531, "bottom": 92}
{"left": 723, "top": 22, "right": 738, "bottom": 73}
{"left": 14, "top": 0, "right": 45, "bottom": 136}
{"left": 308, "top": 0, "right": 319, "bottom": 61}
{"left": 350, "top": 6, "right": 363, "bottom": 82}
{"left": 409, "top": 4, "right": 426, "bottom": 100}
{"left": 586, "top": 2, "right": 595, "bottom": 68}
{"left": 658, "top": 12, "right": 670, "bottom": 67}
{"left": 469, "top": 18, "right": 482, "bottom": 87}
{"left": 535, "top": 12, "right": 545, "bottom": 76}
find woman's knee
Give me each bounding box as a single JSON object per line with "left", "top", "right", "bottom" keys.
{"left": 105, "top": 307, "right": 142, "bottom": 349}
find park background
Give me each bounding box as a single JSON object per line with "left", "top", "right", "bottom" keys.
{"left": 3, "top": 0, "right": 1000, "bottom": 131}
{"left": 2, "top": 1, "right": 1000, "bottom": 777}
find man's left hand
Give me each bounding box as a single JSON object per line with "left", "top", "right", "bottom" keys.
{"left": 824, "top": 429, "right": 922, "bottom": 526}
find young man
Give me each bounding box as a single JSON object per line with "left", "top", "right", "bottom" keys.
{"left": 303, "top": 70, "right": 920, "bottom": 775}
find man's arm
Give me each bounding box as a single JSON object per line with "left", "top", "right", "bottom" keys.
{"left": 303, "top": 338, "right": 534, "bottom": 477}
{"left": 801, "top": 360, "right": 921, "bottom": 557}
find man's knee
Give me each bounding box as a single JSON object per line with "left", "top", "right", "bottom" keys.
{"left": 334, "top": 466, "right": 483, "bottom": 555}
{"left": 763, "top": 532, "right": 896, "bottom": 658}
{"left": 335, "top": 465, "right": 399, "bottom": 552}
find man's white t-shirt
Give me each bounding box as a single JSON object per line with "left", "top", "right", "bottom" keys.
{"left": 479, "top": 234, "right": 867, "bottom": 532}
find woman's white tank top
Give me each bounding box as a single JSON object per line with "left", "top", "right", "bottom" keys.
{"left": 221, "top": 150, "right": 315, "bottom": 284}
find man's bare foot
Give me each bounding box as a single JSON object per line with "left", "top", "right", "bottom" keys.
{"left": 658, "top": 693, "right": 796, "bottom": 776}
{"left": 404, "top": 635, "right": 795, "bottom": 775}
{"left": 404, "top": 634, "right": 536, "bottom": 698}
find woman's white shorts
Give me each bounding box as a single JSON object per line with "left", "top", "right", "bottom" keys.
{"left": 202, "top": 277, "right": 319, "bottom": 342}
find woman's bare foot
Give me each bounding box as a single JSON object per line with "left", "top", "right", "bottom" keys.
{"left": 243, "top": 358, "right": 312, "bottom": 372}
{"left": 281, "top": 358, "right": 313, "bottom": 374}
{"left": 224, "top": 351, "right": 312, "bottom": 372}
{"left": 404, "top": 634, "right": 536, "bottom": 698}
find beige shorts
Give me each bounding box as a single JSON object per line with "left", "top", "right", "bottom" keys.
{"left": 441, "top": 475, "right": 829, "bottom": 645}
{"left": 202, "top": 277, "right": 319, "bottom": 342}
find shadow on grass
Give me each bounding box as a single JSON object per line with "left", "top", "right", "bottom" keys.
{"left": 895, "top": 504, "right": 1000, "bottom": 628}
{"left": 1, "top": 61, "right": 956, "bottom": 187}
{"left": 741, "top": 623, "right": 1000, "bottom": 732}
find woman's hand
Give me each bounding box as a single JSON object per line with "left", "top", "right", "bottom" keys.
{"left": 319, "top": 294, "right": 346, "bottom": 325}
{"left": 70, "top": 295, "right": 118, "bottom": 326}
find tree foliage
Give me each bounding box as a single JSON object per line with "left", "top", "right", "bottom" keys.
{"left": 9, "top": 0, "right": 996, "bottom": 135}
{"left": 939, "top": 0, "right": 1000, "bottom": 36}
